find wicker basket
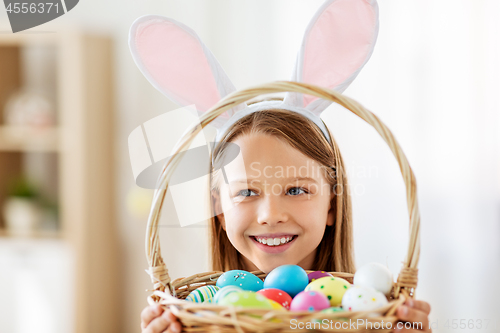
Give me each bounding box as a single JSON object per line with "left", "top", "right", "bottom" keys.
{"left": 143, "top": 81, "right": 420, "bottom": 332}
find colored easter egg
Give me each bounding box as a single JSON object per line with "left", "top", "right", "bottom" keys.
{"left": 185, "top": 285, "right": 220, "bottom": 303}
{"left": 312, "top": 306, "right": 347, "bottom": 324}
{"left": 214, "top": 285, "right": 243, "bottom": 304}
{"left": 308, "top": 270, "right": 333, "bottom": 283}
{"left": 256, "top": 288, "right": 292, "bottom": 310}
{"left": 305, "top": 276, "right": 351, "bottom": 307}
{"left": 218, "top": 291, "right": 273, "bottom": 309}
{"left": 263, "top": 265, "right": 309, "bottom": 298}
{"left": 290, "top": 290, "right": 330, "bottom": 312}
{"left": 216, "top": 270, "right": 263, "bottom": 292}
{"left": 353, "top": 262, "right": 394, "bottom": 296}
{"left": 268, "top": 299, "right": 287, "bottom": 311}
{"left": 321, "top": 306, "right": 345, "bottom": 313}
{"left": 341, "top": 285, "right": 388, "bottom": 314}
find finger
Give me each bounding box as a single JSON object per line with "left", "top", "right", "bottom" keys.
{"left": 405, "top": 299, "right": 431, "bottom": 315}
{"left": 141, "top": 305, "right": 164, "bottom": 329}
{"left": 163, "top": 320, "right": 182, "bottom": 333}
{"left": 144, "top": 313, "right": 171, "bottom": 333}
{"left": 396, "top": 305, "right": 429, "bottom": 329}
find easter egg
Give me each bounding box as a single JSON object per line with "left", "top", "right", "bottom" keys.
{"left": 214, "top": 285, "right": 243, "bottom": 304}
{"left": 353, "top": 262, "right": 393, "bottom": 296}
{"left": 218, "top": 291, "right": 273, "bottom": 309}
{"left": 263, "top": 265, "right": 309, "bottom": 298}
{"left": 256, "top": 288, "right": 292, "bottom": 310}
{"left": 305, "top": 276, "right": 350, "bottom": 307}
{"left": 290, "top": 290, "right": 330, "bottom": 312}
{"left": 321, "top": 306, "right": 345, "bottom": 313}
{"left": 308, "top": 270, "right": 333, "bottom": 283}
{"left": 185, "top": 285, "right": 220, "bottom": 303}
{"left": 312, "top": 306, "right": 347, "bottom": 324}
{"left": 341, "top": 285, "right": 388, "bottom": 314}
{"left": 268, "top": 299, "right": 287, "bottom": 311}
{"left": 216, "top": 270, "right": 263, "bottom": 292}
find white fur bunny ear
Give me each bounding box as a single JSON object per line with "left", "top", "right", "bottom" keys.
{"left": 129, "top": 15, "right": 245, "bottom": 128}
{"left": 284, "top": 0, "right": 379, "bottom": 115}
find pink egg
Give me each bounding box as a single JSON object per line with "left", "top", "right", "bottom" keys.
{"left": 307, "top": 271, "right": 333, "bottom": 283}
{"left": 256, "top": 288, "right": 292, "bottom": 310}
{"left": 290, "top": 290, "right": 330, "bottom": 312}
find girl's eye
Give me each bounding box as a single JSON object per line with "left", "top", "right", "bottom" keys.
{"left": 236, "top": 189, "right": 258, "bottom": 197}
{"left": 287, "top": 187, "right": 308, "bottom": 196}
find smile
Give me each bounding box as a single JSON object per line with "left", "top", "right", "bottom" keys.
{"left": 254, "top": 235, "right": 295, "bottom": 246}
{"left": 250, "top": 235, "right": 298, "bottom": 253}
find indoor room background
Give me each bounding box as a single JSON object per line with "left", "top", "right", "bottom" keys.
{"left": 0, "top": 1, "right": 498, "bottom": 333}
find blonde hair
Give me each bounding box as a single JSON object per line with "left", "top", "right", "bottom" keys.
{"left": 208, "top": 108, "right": 355, "bottom": 274}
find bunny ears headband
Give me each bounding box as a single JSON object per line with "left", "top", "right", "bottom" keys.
{"left": 129, "top": 0, "right": 379, "bottom": 164}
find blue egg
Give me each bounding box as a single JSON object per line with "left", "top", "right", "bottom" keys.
{"left": 263, "top": 265, "right": 309, "bottom": 298}
{"left": 216, "top": 270, "right": 263, "bottom": 292}
{"left": 214, "top": 285, "right": 244, "bottom": 304}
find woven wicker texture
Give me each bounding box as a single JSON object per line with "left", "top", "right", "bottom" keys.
{"left": 144, "top": 81, "right": 420, "bottom": 332}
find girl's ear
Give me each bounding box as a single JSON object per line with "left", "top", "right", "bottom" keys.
{"left": 129, "top": 15, "right": 246, "bottom": 128}
{"left": 284, "top": 0, "right": 379, "bottom": 115}
{"left": 212, "top": 190, "right": 226, "bottom": 230}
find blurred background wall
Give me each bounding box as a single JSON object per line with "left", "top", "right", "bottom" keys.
{"left": 0, "top": 1, "right": 499, "bottom": 332}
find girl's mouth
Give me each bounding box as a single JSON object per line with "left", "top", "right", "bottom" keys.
{"left": 250, "top": 235, "right": 298, "bottom": 253}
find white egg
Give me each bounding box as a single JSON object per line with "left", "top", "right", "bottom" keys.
{"left": 353, "top": 262, "right": 393, "bottom": 296}
{"left": 342, "top": 285, "right": 388, "bottom": 315}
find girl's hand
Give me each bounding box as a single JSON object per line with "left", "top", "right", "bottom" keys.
{"left": 393, "top": 299, "right": 432, "bottom": 332}
{"left": 141, "top": 304, "right": 182, "bottom": 333}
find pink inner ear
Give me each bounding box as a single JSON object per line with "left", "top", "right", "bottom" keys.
{"left": 302, "top": 0, "right": 377, "bottom": 106}
{"left": 135, "top": 20, "right": 221, "bottom": 111}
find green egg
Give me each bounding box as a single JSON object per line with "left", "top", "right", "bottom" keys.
{"left": 321, "top": 306, "right": 345, "bottom": 313}
{"left": 218, "top": 291, "right": 273, "bottom": 309}
{"left": 312, "top": 306, "right": 347, "bottom": 324}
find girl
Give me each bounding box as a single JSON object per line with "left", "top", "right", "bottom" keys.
{"left": 139, "top": 108, "right": 431, "bottom": 333}
{"left": 130, "top": 1, "right": 431, "bottom": 332}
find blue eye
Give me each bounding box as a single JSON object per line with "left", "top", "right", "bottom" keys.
{"left": 287, "top": 187, "right": 308, "bottom": 196}
{"left": 237, "top": 189, "right": 258, "bottom": 197}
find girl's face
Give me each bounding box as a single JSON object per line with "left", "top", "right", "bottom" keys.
{"left": 213, "top": 133, "right": 334, "bottom": 273}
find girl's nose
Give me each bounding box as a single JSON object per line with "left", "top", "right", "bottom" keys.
{"left": 256, "top": 194, "right": 288, "bottom": 226}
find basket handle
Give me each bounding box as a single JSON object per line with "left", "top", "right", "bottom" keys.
{"left": 144, "top": 81, "right": 420, "bottom": 299}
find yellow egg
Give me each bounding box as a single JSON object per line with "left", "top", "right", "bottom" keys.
{"left": 264, "top": 300, "right": 285, "bottom": 323}
{"left": 305, "top": 276, "right": 350, "bottom": 307}
{"left": 268, "top": 299, "right": 287, "bottom": 311}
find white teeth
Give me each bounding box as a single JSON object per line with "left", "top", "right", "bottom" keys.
{"left": 255, "top": 236, "right": 294, "bottom": 246}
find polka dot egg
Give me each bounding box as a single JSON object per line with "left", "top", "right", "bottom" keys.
{"left": 307, "top": 270, "right": 333, "bottom": 283}
{"left": 216, "top": 270, "right": 263, "bottom": 292}
{"left": 268, "top": 299, "right": 287, "bottom": 311}
{"left": 312, "top": 306, "right": 347, "bottom": 324}
{"left": 290, "top": 290, "right": 330, "bottom": 312}
{"left": 256, "top": 288, "right": 292, "bottom": 310}
{"left": 185, "top": 285, "right": 220, "bottom": 303}
{"left": 321, "top": 306, "right": 345, "bottom": 313}
{"left": 305, "top": 276, "right": 351, "bottom": 307}
{"left": 341, "top": 285, "right": 388, "bottom": 314}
